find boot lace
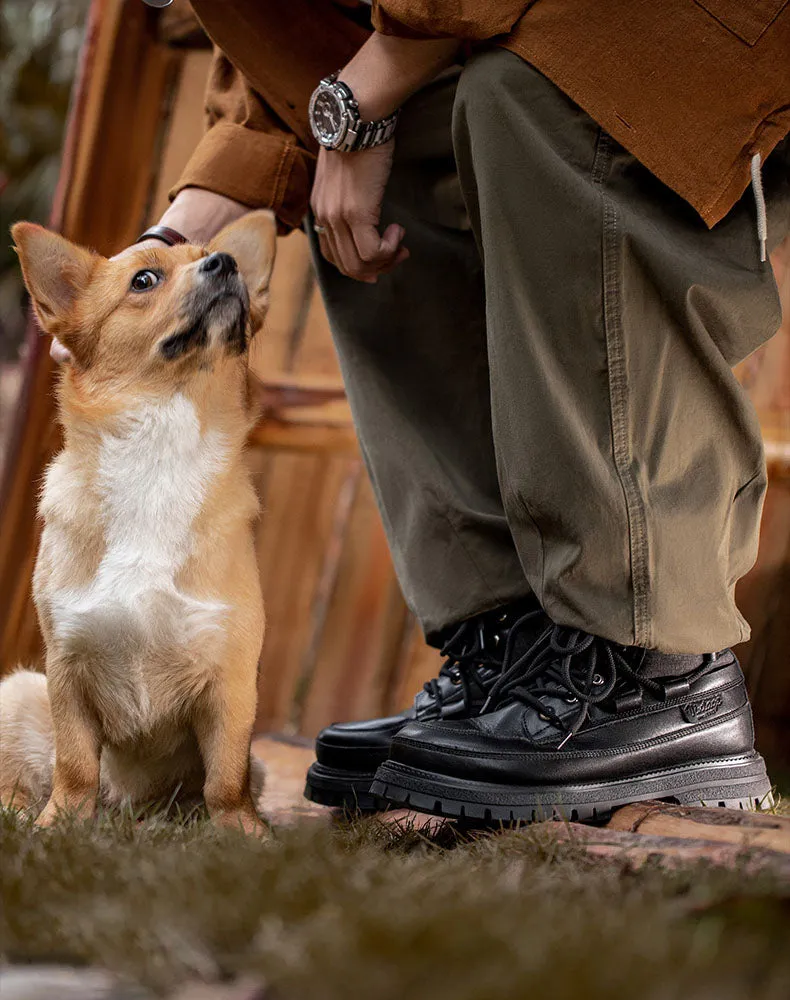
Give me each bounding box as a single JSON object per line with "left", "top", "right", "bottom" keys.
{"left": 423, "top": 609, "right": 544, "bottom": 712}
{"left": 483, "top": 625, "right": 708, "bottom": 748}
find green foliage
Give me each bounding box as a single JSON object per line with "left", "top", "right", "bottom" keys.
{"left": 0, "top": 0, "right": 91, "bottom": 358}
{"left": 2, "top": 806, "right": 789, "bottom": 999}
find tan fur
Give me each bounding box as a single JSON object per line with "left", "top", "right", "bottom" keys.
{"left": 0, "top": 670, "right": 54, "bottom": 810}
{"left": 0, "top": 213, "right": 276, "bottom": 833}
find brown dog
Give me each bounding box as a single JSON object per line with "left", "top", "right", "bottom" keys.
{"left": 0, "top": 212, "right": 275, "bottom": 832}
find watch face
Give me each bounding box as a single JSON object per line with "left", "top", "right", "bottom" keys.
{"left": 311, "top": 90, "right": 345, "bottom": 147}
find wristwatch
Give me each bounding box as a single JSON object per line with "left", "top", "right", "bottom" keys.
{"left": 308, "top": 73, "right": 399, "bottom": 152}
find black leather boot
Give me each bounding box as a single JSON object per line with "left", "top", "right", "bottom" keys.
{"left": 304, "top": 597, "right": 550, "bottom": 809}
{"left": 371, "top": 623, "right": 773, "bottom": 822}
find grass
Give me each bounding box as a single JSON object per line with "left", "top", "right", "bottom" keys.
{"left": 2, "top": 806, "right": 790, "bottom": 1000}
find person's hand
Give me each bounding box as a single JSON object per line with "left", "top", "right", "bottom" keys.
{"left": 50, "top": 189, "right": 253, "bottom": 363}
{"left": 310, "top": 141, "right": 408, "bottom": 284}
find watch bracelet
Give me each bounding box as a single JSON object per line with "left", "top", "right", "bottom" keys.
{"left": 353, "top": 111, "right": 399, "bottom": 150}
{"left": 313, "top": 72, "right": 399, "bottom": 151}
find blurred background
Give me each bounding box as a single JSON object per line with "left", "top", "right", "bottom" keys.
{"left": 0, "top": 0, "right": 91, "bottom": 458}
{"left": 0, "top": 0, "right": 788, "bottom": 780}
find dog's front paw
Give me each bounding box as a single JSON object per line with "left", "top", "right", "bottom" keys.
{"left": 210, "top": 804, "right": 267, "bottom": 837}
{"left": 36, "top": 792, "right": 96, "bottom": 827}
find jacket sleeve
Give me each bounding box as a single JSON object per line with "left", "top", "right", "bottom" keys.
{"left": 169, "top": 48, "right": 315, "bottom": 234}
{"left": 371, "top": 1, "right": 531, "bottom": 39}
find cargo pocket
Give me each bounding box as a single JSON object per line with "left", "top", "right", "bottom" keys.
{"left": 695, "top": 1, "right": 789, "bottom": 44}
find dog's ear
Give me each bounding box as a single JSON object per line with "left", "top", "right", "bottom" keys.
{"left": 11, "top": 223, "right": 98, "bottom": 346}
{"left": 208, "top": 211, "right": 276, "bottom": 330}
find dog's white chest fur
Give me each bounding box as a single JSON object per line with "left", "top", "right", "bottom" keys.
{"left": 87, "top": 392, "right": 226, "bottom": 617}
{"left": 42, "top": 393, "right": 230, "bottom": 737}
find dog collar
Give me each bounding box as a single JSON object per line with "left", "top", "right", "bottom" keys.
{"left": 135, "top": 225, "right": 188, "bottom": 247}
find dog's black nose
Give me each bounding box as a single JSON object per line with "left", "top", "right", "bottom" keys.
{"left": 200, "top": 252, "right": 237, "bottom": 277}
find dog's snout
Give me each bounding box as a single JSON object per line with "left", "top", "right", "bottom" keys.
{"left": 200, "top": 252, "right": 237, "bottom": 278}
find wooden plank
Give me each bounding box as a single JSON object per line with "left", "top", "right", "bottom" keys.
{"left": 735, "top": 235, "right": 790, "bottom": 769}
{"left": 251, "top": 232, "right": 315, "bottom": 377}
{"left": 247, "top": 372, "right": 356, "bottom": 455}
{"left": 299, "top": 476, "right": 411, "bottom": 736}
{"left": 250, "top": 372, "right": 347, "bottom": 408}
{"left": 148, "top": 48, "right": 213, "bottom": 222}
{"left": 545, "top": 821, "right": 790, "bottom": 875}
{"left": 286, "top": 462, "right": 363, "bottom": 729}
{"left": 251, "top": 735, "right": 327, "bottom": 825}
{"left": 734, "top": 479, "right": 790, "bottom": 770}
{"left": 253, "top": 456, "right": 361, "bottom": 732}
{"left": 291, "top": 280, "right": 346, "bottom": 377}
{"left": 607, "top": 800, "right": 790, "bottom": 853}
{"left": 251, "top": 734, "right": 443, "bottom": 831}
{"left": 248, "top": 419, "right": 359, "bottom": 455}
{"left": 61, "top": 1, "right": 180, "bottom": 254}
{"left": 0, "top": 364, "right": 23, "bottom": 484}
{"left": 0, "top": 342, "right": 60, "bottom": 672}
{"left": 392, "top": 626, "right": 445, "bottom": 714}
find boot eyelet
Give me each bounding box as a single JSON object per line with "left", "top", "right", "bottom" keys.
{"left": 451, "top": 674, "right": 462, "bottom": 685}
{"left": 538, "top": 712, "right": 550, "bottom": 721}
{"left": 564, "top": 696, "right": 578, "bottom": 704}
{"left": 592, "top": 673, "right": 605, "bottom": 686}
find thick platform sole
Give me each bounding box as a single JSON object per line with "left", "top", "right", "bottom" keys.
{"left": 303, "top": 761, "right": 380, "bottom": 811}
{"left": 370, "top": 752, "right": 774, "bottom": 824}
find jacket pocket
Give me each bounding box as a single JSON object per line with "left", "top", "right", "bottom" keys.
{"left": 695, "top": 0, "right": 789, "bottom": 44}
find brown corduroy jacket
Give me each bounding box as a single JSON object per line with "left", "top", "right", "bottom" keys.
{"left": 176, "top": 0, "right": 790, "bottom": 232}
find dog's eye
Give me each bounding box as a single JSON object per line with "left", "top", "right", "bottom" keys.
{"left": 130, "top": 270, "right": 161, "bottom": 292}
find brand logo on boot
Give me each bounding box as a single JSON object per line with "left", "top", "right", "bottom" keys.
{"left": 681, "top": 694, "right": 722, "bottom": 723}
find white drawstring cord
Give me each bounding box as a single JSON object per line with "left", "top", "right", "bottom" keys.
{"left": 750, "top": 152, "right": 768, "bottom": 263}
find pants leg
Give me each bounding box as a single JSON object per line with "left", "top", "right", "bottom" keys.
{"left": 308, "top": 73, "right": 529, "bottom": 638}
{"left": 452, "top": 49, "right": 790, "bottom": 653}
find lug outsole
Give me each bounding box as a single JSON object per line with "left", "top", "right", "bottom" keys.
{"left": 304, "top": 761, "right": 379, "bottom": 812}
{"left": 370, "top": 753, "right": 774, "bottom": 825}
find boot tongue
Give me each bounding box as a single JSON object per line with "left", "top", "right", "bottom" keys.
{"left": 508, "top": 618, "right": 553, "bottom": 665}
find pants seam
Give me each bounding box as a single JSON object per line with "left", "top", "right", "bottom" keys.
{"left": 594, "top": 132, "right": 652, "bottom": 648}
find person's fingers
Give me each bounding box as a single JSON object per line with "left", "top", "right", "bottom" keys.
{"left": 377, "top": 223, "right": 406, "bottom": 261}
{"left": 311, "top": 197, "right": 337, "bottom": 266}
{"left": 312, "top": 188, "right": 405, "bottom": 282}
{"left": 349, "top": 221, "right": 401, "bottom": 272}
{"left": 317, "top": 224, "right": 342, "bottom": 272}
{"left": 332, "top": 218, "right": 377, "bottom": 284}
{"left": 317, "top": 231, "right": 332, "bottom": 265}
{"left": 50, "top": 338, "right": 72, "bottom": 364}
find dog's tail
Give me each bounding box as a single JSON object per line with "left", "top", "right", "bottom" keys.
{"left": 0, "top": 669, "right": 54, "bottom": 812}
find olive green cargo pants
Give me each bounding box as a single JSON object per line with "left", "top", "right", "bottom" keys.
{"left": 308, "top": 49, "right": 790, "bottom": 654}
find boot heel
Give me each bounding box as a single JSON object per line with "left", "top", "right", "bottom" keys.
{"left": 671, "top": 754, "right": 774, "bottom": 812}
